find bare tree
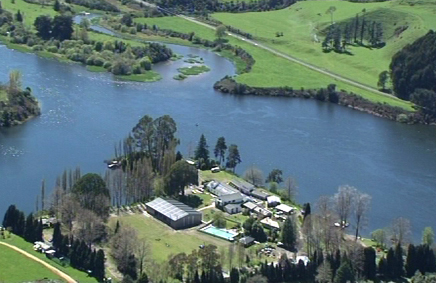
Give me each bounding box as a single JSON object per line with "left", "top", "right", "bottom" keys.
{"left": 284, "top": 177, "right": 298, "bottom": 202}
{"left": 316, "top": 195, "right": 339, "bottom": 253}
{"left": 243, "top": 166, "right": 264, "bottom": 187}
{"left": 354, "top": 192, "right": 371, "bottom": 240}
{"left": 60, "top": 194, "right": 80, "bottom": 234}
{"left": 316, "top": 261, "right": 333, "bottom": 283}
{"left": 136, "top": 239, "right": 150, "bottom": 276}
{"left": 390, "top": 217, "right": 411, "bottom": 245}
{"left": 344, "top": 241, "right": 365, "bottom": 279}
{"left": 74, "top": 209, "right": 106, "bottom": 245}
{"left": 333, "top": 185, "right": 357, "bottom": 225}
{"left": 111, "top": 224, "right": 138, "bottom": 274}
{"left": 228, "top": 242, "right": 235, "bottom": 270}
{"left": 302, "top": 214, "right": 324, "bottom": 257}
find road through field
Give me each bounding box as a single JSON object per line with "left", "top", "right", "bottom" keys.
{"left": 138, "top": 1, "right": 401, "bottom": 100}
{"left": 0, "top": 241, "right": 77, "bottom": 283}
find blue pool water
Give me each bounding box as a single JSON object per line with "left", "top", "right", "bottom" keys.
{"left": 202, "top": 226, "right": 238, "bottom": 241}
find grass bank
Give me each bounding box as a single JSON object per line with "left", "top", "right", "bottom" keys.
{"left": 116, "top": 71, "right": 162, "bottom": 82}
{"left": 0, "top": 244, "right": 62, "bottom": 282}
{"left": 133, "top": 16, "right": 414, "bottom": 111}
{"left": 0, "top": 235, "right": 96, "bottom": 282}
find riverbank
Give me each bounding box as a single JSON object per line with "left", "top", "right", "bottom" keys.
{"left": 214, "top": 77, "right": 432, "bottom": 124}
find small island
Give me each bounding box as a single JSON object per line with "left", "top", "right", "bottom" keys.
{"left": 0, "top": 71, "right": 41, "bottom": 127}
{"left": 173, "top": 65, "right": 211, "bottom": 80}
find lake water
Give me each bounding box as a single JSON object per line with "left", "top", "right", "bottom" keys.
{"left": 1, "top": 37, "right": 436, "bottom": 241}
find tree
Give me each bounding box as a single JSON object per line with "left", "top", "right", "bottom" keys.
{"left": 371, "top": 228, "right": 387, "bottom": 248}
{"left": 377, "top": 70, "right": 389, "bottom": 91}
{"left": 74, "top": 209, "right": 106, "bottom": 245}
{"left": 333, "top": 185, "right": 356, "bottom": 225}
{"left": 53, "top": 0, "right": 60, "bottom": 11}
{"left": 422, "top": 227, "right": 434, "bottom": 246}
{"left": 33, "top": 15, "right": 52, "bottom": 40}
{"left": 281, "top": 216, "right": 297, "bottom": 250}
{"left": 230, "top": 268, "right": 239, "bottom": 283}
{"left": 136, "top": 239, "right": 149, "bottom": 276}
{"left": 24, "top": 213, "right": 35, "bottom": 243}
{"left": 226, "top": 144, "right": 241, "bottom": 173}
{"left": 334, "top": 261, "right": 355, "bottom": 283}
{"left": 391, "top": 217, "right": 411, "bottom": 245}
{"left": 216, "top": 25, "right": 226, "bottom": 40}
{"left": 266, "top": 169, "right": 283, "bottom": 184}
{"left": 326, "top": 6, "right": 336, "bottom": 25}
{"left": 354, "top": 191, "right": 371, "bottom": 239}
{"left": 137, "top": 273, "right": 149, "bottom": 283}
{"left": 411, "top": 88, "right": 436, "bottom": 116}
{"left": 316, "top": 262, "right": 333, "bottom": 283}
{"left": 7, "top": 70, "right": 22, "bottom": 95}
{"left": 394, "top": 243, "right": 404, "bottom": 278}
{"left": 194, "top": 134, "right": 209, "bottom": 166}
{"left": 72, "top": 173, "right": 110, "bottom": 219}
{"left": 405, "top": 244, "right": 417, "bottom": 278}
{"left": 363, "top": 247, "right": 376, "bottom": 280}
{"left": 94, "top": 250, "right": 106, "bottom": 282}
{"left": 164, "top": 160, "right": 198, "bottom": 196}
{"left": 198, "top": 244, "right": 221, "bottom": 272}
{"left": 214, "top": 137, "right": 227, "bottom": 165}
{"left": 52, "top": 15, "right": 73, "bottom": 41}
{"left": 213, "top": 211, "right": 227, "bottom": 228}
{"left": 284, "top": 177, "right": 298, "bottom": 202}
{"left": 111, "top": 225, "right": 138, "bottom": 278}
{"left": 243, "top": 166, "right": 264, "bottom": 187}
{"left": 15, "top": 10, "right": 22, "bottom": 22}
{"left": 41, "top": 179, "right": 45, "bottom": 212}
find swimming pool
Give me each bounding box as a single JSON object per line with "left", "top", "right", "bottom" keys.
{"left": 201, "top": 225, "right": 238, "bottom": 241}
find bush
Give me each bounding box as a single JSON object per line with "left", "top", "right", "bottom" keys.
{"left": 103, "top": 61, "right": 112, "bottom": 69}
{"left": 120, "top": 26, "right": 128, "bottom": 33}
{"left": 86, "top": 56, "right": 95, "bottom": 65}
{"left": 111, "top": 60, "right": 131, "bottom": 75}
{"left": 26, "top": 38, "right": 36, "bottom": 47}
{"left": 139, "top": 57, "right": 151, "bottom": 71}
{"left": 93, "top": 57, "right": 104, "bottom": 66}
{"left": 132, "top": 64, "right": 142, "bottom": 74}
{"left": 129, "top": 27, "right": 136, "bottom": 34}
{"left": 32, "top": 45, "right": 44, "bottom": 51}
{"left": 47, "top": 46, "right": 58, "bottom": 53}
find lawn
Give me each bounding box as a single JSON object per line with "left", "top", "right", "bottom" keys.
{"left": 109, "top": 214, "right": 230, "bottom": 263}
{"left": 116, "top": 71, "right": 162, "bottom": 82}
{"left": 212, "top": 0, "right": 436, "bottom": 91}
{"left": 177, "top": 65, "right": 210, "bottom": 76}
{"left": 200, "top": 170, "right": 240, "bottom": 184}
{"left": 196, "top": 193, "right": 214, "bottom": 208}
{"left": 1, "top": 0, "right": 57, "bottom": 28}
{"left": 0, "top": 235, "right": 97, "bottom": 282}
{"left": 0, "top": 244, "right": 62, "bottom": 282}
{"left": 133, "top": 16, "right": 413, "bottom": 110}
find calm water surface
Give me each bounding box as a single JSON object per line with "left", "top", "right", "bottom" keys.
{"left": 0, "top": 41, "right": 436, "bottom": 241}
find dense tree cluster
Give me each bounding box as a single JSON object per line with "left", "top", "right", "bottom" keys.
{"left": 390, "top": 30, "right": 436, "bottom": 119}
{"left": 34, "top": 15, "right": 74, "bottom": 41}
{"left": 52, "top": 222, "right": 106, "bottom": 281}
{"left": 2, "top": 205, "right": 43, "bottom": 243}
{"left": 243, "top": 217, "right": 268, "bottom": 242}
{"left": 157, "top": 0, "right": 296, "bottom": 14}
{"left": 0, "top": 71, "right": 41, "bottom": 127}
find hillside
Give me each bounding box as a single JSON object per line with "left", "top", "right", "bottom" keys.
{"left": 212, "top": 0, "right": 436, "bottom": 88}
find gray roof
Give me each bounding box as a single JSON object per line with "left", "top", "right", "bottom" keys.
{"left": 224, "top": 203, "right": 241, "bottom": 210}
{"left": 240, "top": 236, "right": 255, "bottom": 245}
{"left": 146, "top": 198, "right": 201, "bottom": 221}
{"left": 243, "top": 202, "right": 258, "bottom": 210}
{"left": 229, "top": 179, "right": 255, "bottom": 192}
{"left": 219, "top": 192, "right": 243, "bottom": 202}
{"left": 208, "top": 181, "right": 239, "bottom": 196}
{"left": 251, "top": 189, "right": 270, "bottom": 199}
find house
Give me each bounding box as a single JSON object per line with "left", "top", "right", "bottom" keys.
{"left": 146, "top": 198, "right": 202, "bottom": 230}
{"left": 260, "top": 217, "right": 280, "bottom": 230}
{"left": 206, "top": 181, "right": 239, "bottom": 196}
{"left": 267, "top": 196, "right": 281, "bottom": 207}
{"left": 224, "top": 203, "right": 241, "bottom": 214}
{"left": 251, "top": 189, "right": 270, "bottom": 200}
{"left": 242, "top": 201, "right": 258, "bottom": 211}
{"left": 217, "top": 192, "right": 244, "bottom": 207}
{"left": 239, "top": 236, "right": 255, "bottom": 247}
{"left": 275, "top": 204, "right": 295, "bottom": 215}
{"left": 253, "top": 206, "right": 272, "bottom": 218}
{"left": 229, "top": 179, "right": 255, "bottom": 195}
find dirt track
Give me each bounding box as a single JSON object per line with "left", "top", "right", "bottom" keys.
{"left": 0, "top": 241, "right": 77, "bottom": 283}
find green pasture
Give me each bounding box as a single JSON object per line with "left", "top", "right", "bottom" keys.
{"left": 0, "top": 244, "right": 62, "bottom": 282}
{"left": 1, "top": 0, "right": 57, "bottom": 27}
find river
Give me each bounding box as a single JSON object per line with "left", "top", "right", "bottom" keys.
{"left": 1, "top": 31, "right": 436, "bottom": 241}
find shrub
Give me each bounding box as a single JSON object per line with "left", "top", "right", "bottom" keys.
{"left": 93, "top": 57, "right": 104, "bottom": 66}
{"left": 132, "top": 64, "right": 142, "bottom": 74}
{"left": 129, "top": 27, "right": 136, "bottom": 34}
{"left": 32, "top": 45, "right": 44, "bottom": 51}
{"left": 103, "top": 61, "right": 112, "bottom": 69}
{"left": 26, "top": 38, "right": 35, "bottom": 47}
{"left": 139, "top": 57, "right": 152, "bottom": 71}
{"left": 47, "top": 46, "right": 58, "bottom": 53}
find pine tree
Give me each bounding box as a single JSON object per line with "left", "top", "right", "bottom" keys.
{"left": 386, "top": 247, "right": 396, "bottom": 278}
{"left": 281, "top": 216, "right": 296, "bottom": 250}
{"left": 353, "top": 14, "right": 359, "bottom": 43}
{"left": 53, "top": 0, "right": 60, "bottom": 11}
{"left": 15, "top": 211, "right": 25, "bottom": 236}
{"left": 406, "top": 244, "right": 417, "bottom": 277}
{"left": 375, "top": 22, "right": 383, "bottom": 46}
{"left": 360, "top": 17, "right": 366, "bottom": 45}
{"left": 214, "top": 137, "right": 227, "bottom": 165}
{"left": 52, "top": 222, "right": 62, "bottom": 248}
{"left": 94, "top": 250, "right": 105, "bottom": 281}
{"left": 394, "top": 243, "right": 404, "bottom": 278}
{"left": 230, "top": 268, "right": 239, "bottom": 283}
{"left": 15, "top": 10, "right": 23, "bottom": 22}
{"left": 24, "top": 213, "right": 35, "bottom": 243}
{"left": 378, "top": 256, "right": 387, "bottom": 277}
{"left": 334, "top": 261, "right": 354, "bottom": 283}
{"left": 137, "top": 272, "right": 149, "bottom": 283}
{"left": 194, "top": 134, "right": 209, "bottom": 168}
{"left": 363, "top": 247, "right": 376, "bottom": 280}
{"left": 333, "top": 25, "right": 342, "bottom": 52}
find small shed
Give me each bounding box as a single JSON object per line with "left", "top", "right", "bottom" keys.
{"left": 242, "top": 202, "right": 258, "bottom": 211}
{"left": 239, "top": 236, "right": 255, "bottom": 247}
{"left": 267, "top": 196, "right": 281, "bottom": 207}
{"left": 275, "top": 204, "right": 295, "bottom": 215}
{"left": 224, "top": 203, "right": 241, "bottom": 214}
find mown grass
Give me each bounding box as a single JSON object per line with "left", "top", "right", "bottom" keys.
{"left": 178, "top": 65, "right": 210, "bottom": 75}
{"left": 1, "top": 0, "right": 57, "bottom": 28}
{"left": 199, "top": 170, "right": 240, "bottom": 184}
{"left": 116, "top": 71, "right": 162, "bottom": 82}
{"left": 0, "top": 244, "right": 62, "bottom": 282}
{"left": 132, "top": 16, "right": 414, "bottom": 110}
{"left": 212, "top": 0, "right": 436, "bottom": 90}
{"left": 0, "top": 234, "right": 96, "bottom": 282}
{"left": 109, "top": 214, "right": 230, "bottom": 263}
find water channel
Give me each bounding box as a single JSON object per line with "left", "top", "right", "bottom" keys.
{"left": 1, "top": 22, "right": 436, "bottom": 241}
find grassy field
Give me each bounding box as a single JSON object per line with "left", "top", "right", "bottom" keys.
{"left": 200, "top": 170, "right": 240, "bottom": 184}
{"left": 116, "top": 71, "right": 162, "bottom": 82}
{"left": 109, "top": 214, "right": 230, "bottom": 263}
{"left": 212, "top": 0, "right": 436, "bottom": 90}
{"left": 178, "top": 65, "right": 210, "bottom": 75}
{"left": 0, "top": 244, "right": 63, "bottom": 282}
{"left": 133, "top": 16, "right": 414, "bottom": 110}
{"left": 0, "top": 235, "right": 97, "bottom": 282}
{"left": 1, "top": 0, "right": 57, "bottom": 28}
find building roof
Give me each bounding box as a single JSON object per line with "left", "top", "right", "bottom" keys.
{"left": 224, "top": 203, "right": 241, "bottom": 210}
{"left": 229, "top": 179, "right": 255, "bottom": 192}
{"left": 254, "top": 206, "right": 272, "bottom": 216}
{"left": 219, "top": 192, "right": 243, "bottom": 202}
{"left": 243, "top": 202, "right": 258, "bottom": 210}
{"left": 251, "top": 189, "right": 270, "bottom": 199}
{"left": 276, "top": 204, "right": 294, "bottom": 213}
{"left": 296, "top": 256, "right": 310, "bottom": 266}
{"left": 267, "top": 195, "right": 281, "bottom": 204}
{"left": 207, "top": 181, "right": 239, "bottom": 196}
{"left": 260, "top": 217, "right": 280, "bottom": 229}
{"left": 146, "top": 198, "right": 201, "bottom": 221}
{"left": 239, "top": 236, "right": 255, "bottom": 245}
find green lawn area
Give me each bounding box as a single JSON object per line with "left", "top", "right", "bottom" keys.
{"left": 0, "top": 235, "right": 96, "bottom": 282}
{"left": 195, "top": 193, "right": 214, "bottom": 208}
{"left": 133, "top": 16, "right": 413, "bottom": 110}
{"left": 200, "top": 170, "right": 240, "bottom": 184}
{"left": 116, "top": 71, "right": 162, "bottom": 82}
{"left": 212, "top": 0, "right": 436, "bottom": 94}
{"left": 1, "top": 0, "right": 57, "bottom": 28}
{"left": 109, "top": 214, "right": 230, "bottom": 263}
{"left": 0, "top": 244, "right": 62, "bottom": 282}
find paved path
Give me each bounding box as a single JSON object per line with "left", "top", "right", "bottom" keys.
{"left": 0, "top": 241, "right": 77, "bottom": 283}
{"left": 197, "top": 203, "right": 215, "bottom": 211}
{"left": 139, "top": 2, "right": 402, "bottom": 100}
